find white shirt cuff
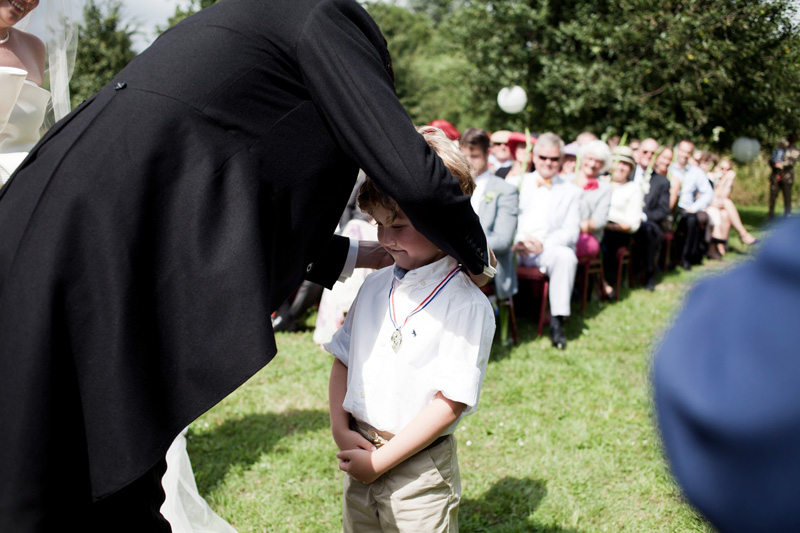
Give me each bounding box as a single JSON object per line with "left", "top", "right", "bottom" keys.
{"left": 338, "top": 237, "right": 359, "bottom": 282}
{"left": 482, "top": 244, "right": 496, "bottom": 278}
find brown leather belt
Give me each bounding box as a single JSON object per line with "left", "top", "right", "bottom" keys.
{"left": 349, "top": 416, "right": 449, "bottom": 453}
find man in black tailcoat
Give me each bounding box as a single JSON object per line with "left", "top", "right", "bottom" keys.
{"left": 0, "top": 0, "right": 490, "bottom": 529}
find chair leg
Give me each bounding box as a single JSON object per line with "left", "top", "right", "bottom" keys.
{"left": 581, "top": 268, "right": 589, "bottom": 317}
{"left": 538, "top": 281, "right": 549, "bottom": 337}
{"left": 593, "top": 262, "right": 606, "bottom": 304}
{"left": 498, "top": 305, "right": 509, "bottom": 345}
{"left": 628, "top": 252, "right": 636, "bottom": 289}
{"left": 615, "top": 252, "right": 628, "bottom": 302}
{"left": 507, "top": 297, "right": 519, "bottom": 345}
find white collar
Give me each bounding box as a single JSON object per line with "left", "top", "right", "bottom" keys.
{"left": 393, "top": 256, "right": 460, "bottom": 284}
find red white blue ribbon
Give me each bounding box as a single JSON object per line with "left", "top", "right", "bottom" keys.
{"left": 389, "top": 265, "right": 462, "bottom": 331}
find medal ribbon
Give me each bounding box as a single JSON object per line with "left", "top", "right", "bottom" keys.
{"left": 389, "top": 265, "right": 462, "bottom": 331}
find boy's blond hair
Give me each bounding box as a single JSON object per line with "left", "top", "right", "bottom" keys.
{"left": 358, "top": 126, "right": 475, "bottom": 223}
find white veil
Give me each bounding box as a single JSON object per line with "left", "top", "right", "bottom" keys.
{"left": 16, "top": 0, "right": 80, "bottom": 125}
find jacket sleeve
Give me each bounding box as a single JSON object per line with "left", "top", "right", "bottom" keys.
{"left": 483, "top": 182, "right": 518, "bottom": 254}
{"left": 646, "top": 177, "right": 671, "bottom": 224}
{"left": 589, "top": 185, "right": 612, "bottom": 230}
{"left": 295, "top": 0, "right": 488, "bottom": 274}
{"left": 618, "top": 185, "right": 643, "bottom": 233}
{"left": 306, "top": 234, "right": 350, "bottom": 289}
{"left": 688, "top": 169, "right": 714, "bottom": 212}
{"left": 544, "top": 186, "right": 580, "bottom": 250}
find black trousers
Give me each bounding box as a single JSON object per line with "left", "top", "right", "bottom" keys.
{"left": 676, "top": 210, "right": 708, "bottom": 265}
{"left": 634, "top": 221, "right": 664, "bottom": 278}
{"left": 769, "top": 173, "right": 793, "bottom": 217}
{"left": 601, "top": 230, "right": 632, "bottom": 285}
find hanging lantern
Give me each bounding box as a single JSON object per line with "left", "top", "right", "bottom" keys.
{"left": 497, "top": 86, "right": 527, "bottom": 114}
{"left": 731, "top": 137, "right": 760, "bottom": 163}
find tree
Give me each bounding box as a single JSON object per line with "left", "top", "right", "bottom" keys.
{"left": 443, "top": 0, "right": 800, "bottom": 147}
{"left": 365, "top": 2, "right": 487, "bottom": 129}
{"left": 69, "top": 0, "right": 136, "bottom": 108}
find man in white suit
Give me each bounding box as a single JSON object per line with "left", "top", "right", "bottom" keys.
{"left": 460, "top": 128, "right": 519, "bottom": 304}
{"left": 512, "top": 133, "right": 581, "bottom": 349}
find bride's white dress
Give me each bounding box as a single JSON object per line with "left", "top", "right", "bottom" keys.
{"left": 0, "top": 66, "right": 49, "bottom": 185}
{"left": 161, "top": 429, "right": 238, "bottom": 533}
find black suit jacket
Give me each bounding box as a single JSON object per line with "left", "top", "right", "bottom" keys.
{"left": 0, "top": 0, "right": 487, "bottom": 527}
{"left": 643, "top": 172, "right": 671, "bottom": 224}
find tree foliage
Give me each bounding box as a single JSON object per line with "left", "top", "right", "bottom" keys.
{"left": 440, "top": 0, "right": 800, "bottom": 147}
{"left": 69, "top": 0, "right": 136, "bottom": 108}
{"left": 155, "top": 0, "right": 800, "bottom": 148}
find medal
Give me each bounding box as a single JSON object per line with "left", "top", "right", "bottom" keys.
{"left": 388, "top": 265, "right": 461, "bottom": 352}
{"left": 391, "top": 329, "right": 402, "bottom": 352}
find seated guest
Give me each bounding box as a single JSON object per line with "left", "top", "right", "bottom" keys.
{"left": 459, "top": 127, "right": 519, "bottom": 310}
{"left": 601, "top": 147, "right": 643, "bottom": 298}
{"left": 706, "top": 158, "right": 758, "bottom": 257}
{"left": 505, "top": 132, "right": 535, "bottom": 180}
{"left": 670, "top": 139, "right": 714, "bottom": 270}
{"left": 560, "top": 142, "right": 578, "bottom": 175}
{"left": 629, "top": 139, "right": 641, "bottom": 165}
{"left": 575, "top": 131, "right": 599, "bottom": 145}
{"left": 513, "top": 132, "right": 581, "bottom": 349}
{"left": 633, "top": 138, "right": 659, "bottom": 184}
{"left": 634, "top": 146, "right": 673, "bottom": 290}
{"left": 488, "top": 130, "right": 513, "bottom": 177}
{"left": 563, "top": 140, "right": 612, "bottom": 260}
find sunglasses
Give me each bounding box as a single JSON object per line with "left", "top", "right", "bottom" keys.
{"left": 537, "top": 155, "right": 561, "bottom": 162}
{"left": 492, "top": 142, "right": 509, "bottom": 147}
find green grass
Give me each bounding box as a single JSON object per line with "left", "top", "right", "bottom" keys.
{"left": 186, "top": 208, "right": 768, "bottom": 532}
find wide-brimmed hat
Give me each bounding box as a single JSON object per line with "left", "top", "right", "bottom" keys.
{"left": 490, "top": 130, "right": 512, "bottom": 145}
{"left": 612, "top": 146, "right": 636, "bottom": 167}
{"left": 507, "top": 132, "right": 536, "bottom": 156}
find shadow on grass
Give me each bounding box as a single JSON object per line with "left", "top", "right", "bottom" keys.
{"left": 187, "top": 409, "right": 329, "bottom": 493}
{"left": 461, "top": 477, "right": 581, "bottom": 532}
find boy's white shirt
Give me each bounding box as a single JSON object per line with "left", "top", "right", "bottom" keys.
{"left": 325, "top": 255, "right": 495, "bottom": 437}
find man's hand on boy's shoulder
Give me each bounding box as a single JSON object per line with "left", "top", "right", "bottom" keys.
{"left": 337, "top": 448, "right": 382, "bottom": 484}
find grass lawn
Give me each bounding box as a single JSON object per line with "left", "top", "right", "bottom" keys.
{"left": 186, "top": 206, "right": 769, "bottom": 532}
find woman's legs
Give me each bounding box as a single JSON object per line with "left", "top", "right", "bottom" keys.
{"left": 723, "top": 198, "right": 756, "bottom": 244}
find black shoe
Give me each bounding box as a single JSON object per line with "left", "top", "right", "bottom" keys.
{"left": 549, "top": 316, "right": 567, "bottom": 350}
{"left": 679, "top": 259, "right": 692, "bottom": 271}
{"left": 644, "top": 278, "right": 656, "bottom": 291}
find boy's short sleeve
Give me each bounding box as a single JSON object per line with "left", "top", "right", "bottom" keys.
{"left": 431, "top": 298, "right": 495, "bottom": 412}
{"left": 323, "top": 290, "right": 360, "bottom": 367}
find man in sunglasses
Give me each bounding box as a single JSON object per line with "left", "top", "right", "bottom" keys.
{"left": 512, "top": 132, "right": 581, "bottom": 349}
{"left": 633, "top": 138, "right": 660, "bottom": 184}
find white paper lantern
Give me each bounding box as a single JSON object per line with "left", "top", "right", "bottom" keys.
{"left": 497, "top": 86, "right": 527, "bottom": 114}
{"left": 731, "top": 137, "right": 761, "bottom": 163}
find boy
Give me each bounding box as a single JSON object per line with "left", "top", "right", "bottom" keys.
{"left": 326, "top": 126, "right": 495, "bottom": 532}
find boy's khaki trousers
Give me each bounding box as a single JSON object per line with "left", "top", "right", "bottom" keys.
{"left": 342, "top": 435, "right": 460, "bottom": 532}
